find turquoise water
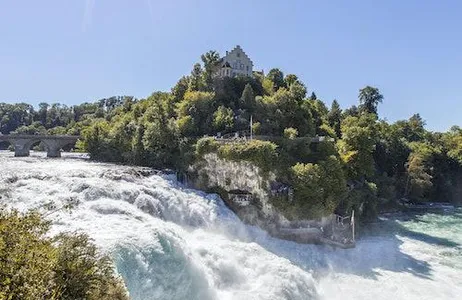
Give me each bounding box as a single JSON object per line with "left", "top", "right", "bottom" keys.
{"left": 1, "top": 152, "right": 461, "bottom": 299}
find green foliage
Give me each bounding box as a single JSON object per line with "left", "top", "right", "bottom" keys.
{"left": 338, "top": 113, "right": 379, "bottom": 179}
{"left": 189, "top": 63, "right": 205, "bottom": 92}
{"left": 444, "top": 126, "right": 462, "bottom": 164}
{"left": 302, "top": 99, "right": 328, "bottom": 136}
{"left": 318, "top": 124, "right": 336, "bottom": 138}
{"left": 0, "top": 207, "right": 128, "bottom": 300}
{"left": 283, "top": 127, "right": 298, "bottom": 139}
{"left": 0, "top": 209, "right": 56, "bottom": 299}
{"left": 240, "top": 83, "right": 256, "bottom": 112}
{"left": 195, "top": 137, "right": 219, "bottom": 156}
{"left": 213, "top": 106, "right": 234, "bottom": 132}
{"left": 358, "top": 86, "right": 383, "bottom": 114}
{"left": 327, "top": 100, "right": 342, "bottom": 138}
{"left": 81, "top": 120, "right": 120, "bottom": 162}
{"left": 266, "top": 68, "right": 286, "bottom": 91}
{"left": 53, "top": 233, "right": 128, "bottom": 300}
{"left": 278, "top": 137, "right": 313, "bottom": 165}
{"left": 142, "top": 117, "right": 179, "bottom": 168}
{"left": 171, "top": 76, "right": 190, "bottom": 102}
{"left": 404, "top": 142, "right": 440, "bottom": 201}
{"left": 214, "top": 76, "right": 264, "bottom": 109}
{"left": 256, "top": 88, "right": 314, "bottom": 136}
{"left": 286, "top": 156, "right": 347, "bottom": 219}
{"left": 252, "top": 122, "right": 261, "bottom": 135}
{"left": 4, "top": 48, "right": 462, "bottom": 220}
{"left": 177, "top": 91, "right": 215, "bottom": 136}
{"left": 218, "top": 140, "right": 278, "bottom": 173}
{"left": 262, "top": 77, "right": 274, "bottom": 95}
{"left": 341, "top": 182, "right": 379, "bottom": 222}
{"left": 12, "top": 121, "right": 47, "bottom": 135}
{"left": 284, "top": 74, "right": 299, "bottom": 87}
{"left": 201, "top": 50, "right": 220, "bottom": 90}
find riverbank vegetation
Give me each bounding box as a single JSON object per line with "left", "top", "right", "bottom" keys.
{"left": 0, "top": 206, "right": 128, "bottom": 299}
{"left": 1, "top": 50, "right": 461, "bottom": 221}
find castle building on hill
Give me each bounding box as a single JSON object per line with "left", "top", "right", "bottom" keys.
{"left": 216, "top": 45, "right": 254, "bottom": 78}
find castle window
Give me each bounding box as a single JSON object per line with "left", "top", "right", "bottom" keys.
{"left": 233, "top": 62, "right": 237, "bottom": 69}
{"left": 237, "top": 52, "right": 240, "bottom": 57}
{"left": 246, "top": 65, "right": 250, "bottom": 71}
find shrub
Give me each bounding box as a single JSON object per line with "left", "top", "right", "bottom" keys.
{"left": 218, "top": 140, "right": 278, "bottom": 173}
{"left": 285, "top": 156, "right": 346, "bottom": 219}
{"left": 0, "top": 207, "right": 128, "bottom": 300}
{"left": 195, "top": 137, "right": 219, "bottom": 156}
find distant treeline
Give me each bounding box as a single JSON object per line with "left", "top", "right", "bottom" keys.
{"left": 0, "top": 96, "right": 134, "bottom": 136}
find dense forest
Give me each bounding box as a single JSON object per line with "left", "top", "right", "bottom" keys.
{"left": 1, "top": 50, "right": 462, "bottom": 221}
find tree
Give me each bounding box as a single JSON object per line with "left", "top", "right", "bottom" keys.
{"left": 289, "top": 81, "right": 307, "bottom": 101}
{"left": 444, "top": 126, "right": 462, "bottom": 164}
{"left": 176, "top": 91, "right": 215, "bottom": 136}
{"left": 172, "top": 76, "right": 190, "bottom": 102}
{"left": 289, "top": 156, "right": 347, "bottom": 219}
{"left": 328, "top": 100, "right": 342, "bottom": 138}
{"left": 338, "top": 113, "right": 379, "bottom": 179}
{"left": 81, "top": 120, "right": 118, "bottom": 161}
{"left": 405, "top": 153, "right": 433, "bottom": 201}
{"left": 310, "top": 92, "right": 317, "bottom": 100}
{"left": 266, "top": 68, "right": 285, "bottom": 91}
{"left": 38, "top": 102, "right": 49, "bottom": 125}
{"left": 343, "top": 105, "right": 359, "bottom": 118}
{"left": 259, "top": 88, "right": 305, "bottom": 135}
{"left": 213, "top": 106, "right": 234, "bottom": 132}
{"left": 404, "top": 142, "right": 439, "bottom": 201}
{"left": 189, "top": 63, "right": 204, "bottom": 92}
{"left": 284, "top": 74, "right": 299, "bottom": 87}
{"left": 302, "top": 99, "right": 328, "bottom": 136}
{"left": 240, "top": 83, "right": 256, "bottom": 112}
{"left": 358, "top": 86, "right": 383, "bottom": 115}
{"left": 201, "top": 50, "right": 220, "bottom": 90}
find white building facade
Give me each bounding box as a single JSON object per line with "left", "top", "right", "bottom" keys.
{"left": 216, "top": 45, "right": 254, "bottom": 78}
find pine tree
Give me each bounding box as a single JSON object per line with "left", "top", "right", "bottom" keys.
{"left": 240, "top": 83, "right": 256, "bottom": 113}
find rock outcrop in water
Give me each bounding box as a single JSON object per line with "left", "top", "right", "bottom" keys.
{"left": 187, "top": 153, "right": 354, "bottom": 247}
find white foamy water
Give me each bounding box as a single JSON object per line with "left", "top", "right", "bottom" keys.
{"left": 1, "top": 151, "right": 461, "bottom": 300}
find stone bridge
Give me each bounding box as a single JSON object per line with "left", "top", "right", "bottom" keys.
{"left": 0, "top": 134, "right": 80, "bottom": 157}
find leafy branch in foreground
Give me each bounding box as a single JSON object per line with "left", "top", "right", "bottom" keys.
{"left": 0, "top": 206, "right": 128, "bottom": 300}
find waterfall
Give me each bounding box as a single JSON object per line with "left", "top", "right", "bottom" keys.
{"left": 1, "top": 152, "right": 461, "bottom": 300}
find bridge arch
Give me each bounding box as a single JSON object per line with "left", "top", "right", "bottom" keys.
{"left": 0, "top": 135, "right": 80, "bottom": 157}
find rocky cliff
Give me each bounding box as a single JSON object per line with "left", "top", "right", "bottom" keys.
{"left": 186, "top": 153, "right": 355, "bottom": 247}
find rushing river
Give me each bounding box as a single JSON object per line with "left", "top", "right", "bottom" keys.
{"left": 1, "top": 151, "right": 461, "bottom": 300}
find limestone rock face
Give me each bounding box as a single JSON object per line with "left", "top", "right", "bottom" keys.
{"left": 189, "top": 153, "right": 285, "bottom": 228}
{"left": 188, "top": 153, "right": 356, "bottom": 247}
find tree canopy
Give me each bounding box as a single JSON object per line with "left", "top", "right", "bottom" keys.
{"left": 2, "top": 49, "right": 461, "bottom": 221}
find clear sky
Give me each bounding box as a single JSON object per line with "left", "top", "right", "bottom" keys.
{"left": 1, "top": 0, "right": 461, "bottom": 131}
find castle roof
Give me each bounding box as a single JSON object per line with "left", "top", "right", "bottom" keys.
{"left": 223, "top": 45, "right": 254, "bottom": 66}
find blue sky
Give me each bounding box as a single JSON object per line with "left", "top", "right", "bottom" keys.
{"left": 1, "top": 0, "right": 461, "bottom": 131}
